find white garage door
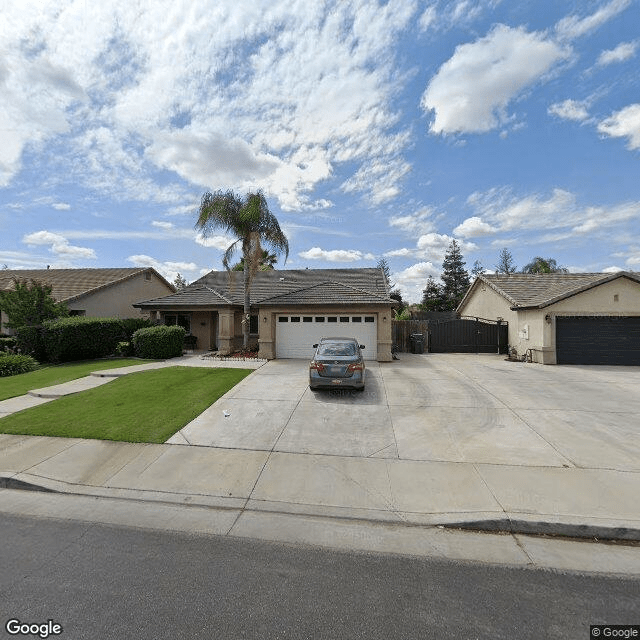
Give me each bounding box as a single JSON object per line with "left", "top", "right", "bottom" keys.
{"left": 276, "top": 314, "right": 378, "bottom": 360}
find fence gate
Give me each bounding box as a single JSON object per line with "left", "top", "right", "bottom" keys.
{"left": 428, "top": 317, "right": 508, "bottom": 354}
{"left": 392, "top": 319, "right": 429, "bottom": 353}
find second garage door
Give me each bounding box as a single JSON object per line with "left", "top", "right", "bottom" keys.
{"left": 276, "top": 314, "right": 378, "bottom": 360}
{"left": 556, "top": 316, "right": 640, "bottom": 365}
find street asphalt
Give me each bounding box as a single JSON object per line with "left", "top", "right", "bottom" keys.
{"left": 0, "top": 352, "right": 639, "bottom": 574}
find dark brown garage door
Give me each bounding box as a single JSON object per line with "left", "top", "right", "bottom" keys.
{"left": 556, "top": 316, "right": 640, "bottom": 365}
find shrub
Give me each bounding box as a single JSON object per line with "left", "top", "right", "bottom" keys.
{"left": 0, "top": 337, "right": 17, "bottom": 352}
{"left": 42, "top": 317, "right": 127, "bottom": 363}
{"left": 0, "top": 353, "right": 38, "bottom": 377}
{"left": 116, "top": 341, "right": 134, "bottom": 357}
{"left": 132, "top": 325, "right": 185, "bottom": 359}
{"left": 14, "top": 325, "right": 47, "bottom": 361}
{"left": 121, "top": 317, "right": 154, "bottom": 341}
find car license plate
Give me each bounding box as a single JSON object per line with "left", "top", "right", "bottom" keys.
{"left": 331, "top": 379, "right": 342, "bottom": 384}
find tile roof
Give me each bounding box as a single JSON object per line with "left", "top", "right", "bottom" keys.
{"left": 0, "top": 268, "right": 173, "bottom": 302}
{"left": 459, "top": 271, "right": 640, "bottom": 311}
{"left": 135, "top": 268, "right": 392, "bottom": 308}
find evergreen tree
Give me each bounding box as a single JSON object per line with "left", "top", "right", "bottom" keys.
{"left": 421, "top": 275, "right": 447, "bottom": 311}
{"left": 495, "top": 248, "right": 517, "bottom": 274}
{"left": 376, "top": 257, "right": 395, "bottom": 289}
{"left": 173, "top": 273, "right": 188, "bottom": 289}
{"left": 440, "top": 239, "right": 470, "bottom": 309}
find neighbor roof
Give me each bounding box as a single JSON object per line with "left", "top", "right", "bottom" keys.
{"left": 135, "top": 268, "right": 392, "bottom": 308}
{"left": 0, "top": 268, "right": 174, "bottom": 303}
{"left": 458, "top": 271, "right": 640, "bottom": 312}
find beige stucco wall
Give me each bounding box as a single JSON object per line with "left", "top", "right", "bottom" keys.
{"left": 463, "top": 276, "right": 640, "bottom": 364}
{"left": 256, "top": 305, "right": 393, "bottom": 362}
{"left": 69, "top": 272, "right": 174, "bottom": 319}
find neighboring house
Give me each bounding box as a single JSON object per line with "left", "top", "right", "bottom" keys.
{"left": 457, "top": 272, "right": 640, "bottom": 365}
{"left": 0, "top": 268, "right": 175, "bottom": 334}
{"left": 134, "top": 268, "right": 395, "bottom": 361}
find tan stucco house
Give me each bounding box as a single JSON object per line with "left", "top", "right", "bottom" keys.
{"left": 0, "top": 268, "right": 175, "bottom": 334}
{"left": 457, "top": 271, "right": 640, "bottom": 365}
{"left": 134, "top": 268, "right": 395, "bottom": 362}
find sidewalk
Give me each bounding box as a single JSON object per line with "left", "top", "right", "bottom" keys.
{"left": 1, "top": 355, "right": 639, "bottom": 560}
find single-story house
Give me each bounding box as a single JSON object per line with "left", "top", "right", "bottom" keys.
{"left": 0, "top": 268, "right": 175, "bottom": 334}
{"left": 134, "top": 268, "right": 395, "bottom": 361}
{"left": 457, "top": 271, "right": 640, "bottom": 365}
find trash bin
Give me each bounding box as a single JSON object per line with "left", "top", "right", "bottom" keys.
{"left": 410, "top": 333, "right": 424, "bottom": 354}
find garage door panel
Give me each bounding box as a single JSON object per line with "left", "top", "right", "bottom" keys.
{"left": 276, "top": 314, "right": 377, "bottom": 360}
{"left": 556, "top": 316, "right": 640, "bottom": 365}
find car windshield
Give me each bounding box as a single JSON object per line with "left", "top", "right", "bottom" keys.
{"left": 318, "top": 342, "right": 356, "bottom": 356}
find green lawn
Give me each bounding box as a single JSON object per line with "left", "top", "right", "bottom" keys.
{"left": 0, "top": 358, "right": 156, "bottom": 401}
{"left": 0, "top": 366, "right": 252, "bottom": 443}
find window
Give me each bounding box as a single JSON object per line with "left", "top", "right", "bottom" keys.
{"left": 351, "top": 316, "right": 362, "bottom": 322}
{"left": 303, "top": 317, "right": 313, "bottom": 322}
{"left": 291, "top": 316, "right": 300, "bottom": 322}
{"left": 145, "top": 271, "right": 152, "bottom": 281}
{"left": 340, "top": 317, "right": 349, "bottom": 323}
{"left": 278, "top": 317, "right": 288, "bottom": 322}
{"left": 250, "top": 315, "right": 258, "bottom": 333}
{"left": 315, "top": 317, "right": 325, "bottom": 322}
{"left": 365, "top": 316, "right": 375, "bottom": 323}
{"left": 327, "top": 317, "right": 337, "bottom": 323}
{"left": 165, "top": 314, "right": 191, "bottom": 334}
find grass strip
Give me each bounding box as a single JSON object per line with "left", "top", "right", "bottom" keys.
{"left": 0, "top": 366, "right": 252, "bottom": 443}
{"left": 0, "top": 358, "right": 155, "bottom": 401}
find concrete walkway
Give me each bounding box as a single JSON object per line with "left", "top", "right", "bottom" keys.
{"left": 1, "top": 353, "right": 639, "bottom": 573}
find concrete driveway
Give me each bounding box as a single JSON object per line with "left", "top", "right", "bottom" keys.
{"left": 169, "top": 353, "right": 640, "bottom": 472}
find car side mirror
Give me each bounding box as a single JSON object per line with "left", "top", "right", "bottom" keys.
{"left": 359, "top": 345, "right": 365, "bottom": 349}
{"left": 313, "top": 344, "right": 318, "bottom": 348}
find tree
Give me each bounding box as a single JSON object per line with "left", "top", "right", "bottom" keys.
{"left": 421, "top": 275, "right": 447, "bottom": 311}
{"left": 521, "top": 257, "right": 568, "bottom": 274}
{"left": 495, "top": 248, "right": 517, "bottom": 274}
{"left": 471, "top": 260, "right": 485, "bottom": 277}
{"left": 173, "top": 273, "right": 188, "bottom": 289}
{"left": 0, "top": 278, "right": 68, "bottom": 329}
{"left": 195, "top": 189, "right": 289, "bottom": 348}
{"left": 440, "top": 239, "right": 470, "bottom": 309}
{"left": 232, "top": 249, "right": 278, "bottom": 272}
{"left": 377, "top": 257, "right": 395, "bottom": 289}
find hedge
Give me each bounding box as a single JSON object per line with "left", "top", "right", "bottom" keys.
{"left": 14, "top": 325, "right": 47, "bottom": 361}
{"left": 121, "top": 317, "right": 154, "bottom": 341}
{"left": 0, "top": 337, "right": 17, "bottom": 352}
{"left": 0, "top": 353, "right": 38, "bottom": 377}
{"left": 41, "top": 317, "right": 127, "bottom": 363}
{"left": 133, "top": 325, "right": 185, "bottom": 359}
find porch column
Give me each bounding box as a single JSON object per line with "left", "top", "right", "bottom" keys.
{"left": 217, "top": 309, "right": 235, "bottom": 355}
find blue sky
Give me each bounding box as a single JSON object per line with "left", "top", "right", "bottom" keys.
{"left": 1, "top": 0, "right": 639, "bottom": 302}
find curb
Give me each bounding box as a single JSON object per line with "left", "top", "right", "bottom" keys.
{"left": 3, "top": 473, "right": 639, "bottom": 544}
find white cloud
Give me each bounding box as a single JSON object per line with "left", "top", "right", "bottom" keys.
{"left": 298, "top": 247, "right": 375, "bottom": 262}
{"left": 195, "top": 233, "right": 234, "bottom": 250}
{"left": 418, "top": 5, "right": 437, "bottom": 31}
{"left": 151, "top": 221, "right": 175, "bottom": 229}
{"left": 384, "top": 248, "right": 414, "bottom": 258}
{"left": 1, "top": 1, "right": 417, "bottom": 209}
{"left": 127, "top": 254, "right": 199, "bottom": 282}
{"left": 603, "top": 265, "right": 624, "bottom": 272}
{"left": 467, "top": 187, "right": 640, "bottom": 238}
{"left": 555, "top": 0, "right": 631, "bottom": 41}
{"left": 393, "top": 261, "right": 440, "bottom": 303}
{"left": 52, "top": 202, "right": 71, "bottom": 211}
{"left": 453, "top": 216, "right": 498, "bottom": 237}
{"left": 598, "top": 104, "right": 640, "bottom": 149}
{"left": 389, "top": 207, "right": 435, "bottom": 235}
{"left": 596, "top": 41, "right": 638, "bottom": 66}
{"left": 22, "top": 230, "right": 96, "bottom": 260}
{"left": 548, "top": 99, "right": 590, "bottom": 122}
{"left": 416, "top": 233, "right": 476, "bottom": 261}
{"left": 422, "top": 25, "right": 569, "bottom": 135}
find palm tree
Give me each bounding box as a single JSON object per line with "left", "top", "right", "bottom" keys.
{"left": 195, "top": 190, "right": 289, "bottom": 348}
{"left": 231, "top": 249, "right": 279, "bottom": 272}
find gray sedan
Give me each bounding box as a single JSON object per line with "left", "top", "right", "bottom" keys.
{"left": 309, "top": 337, "right": 366, "bottom": 390}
